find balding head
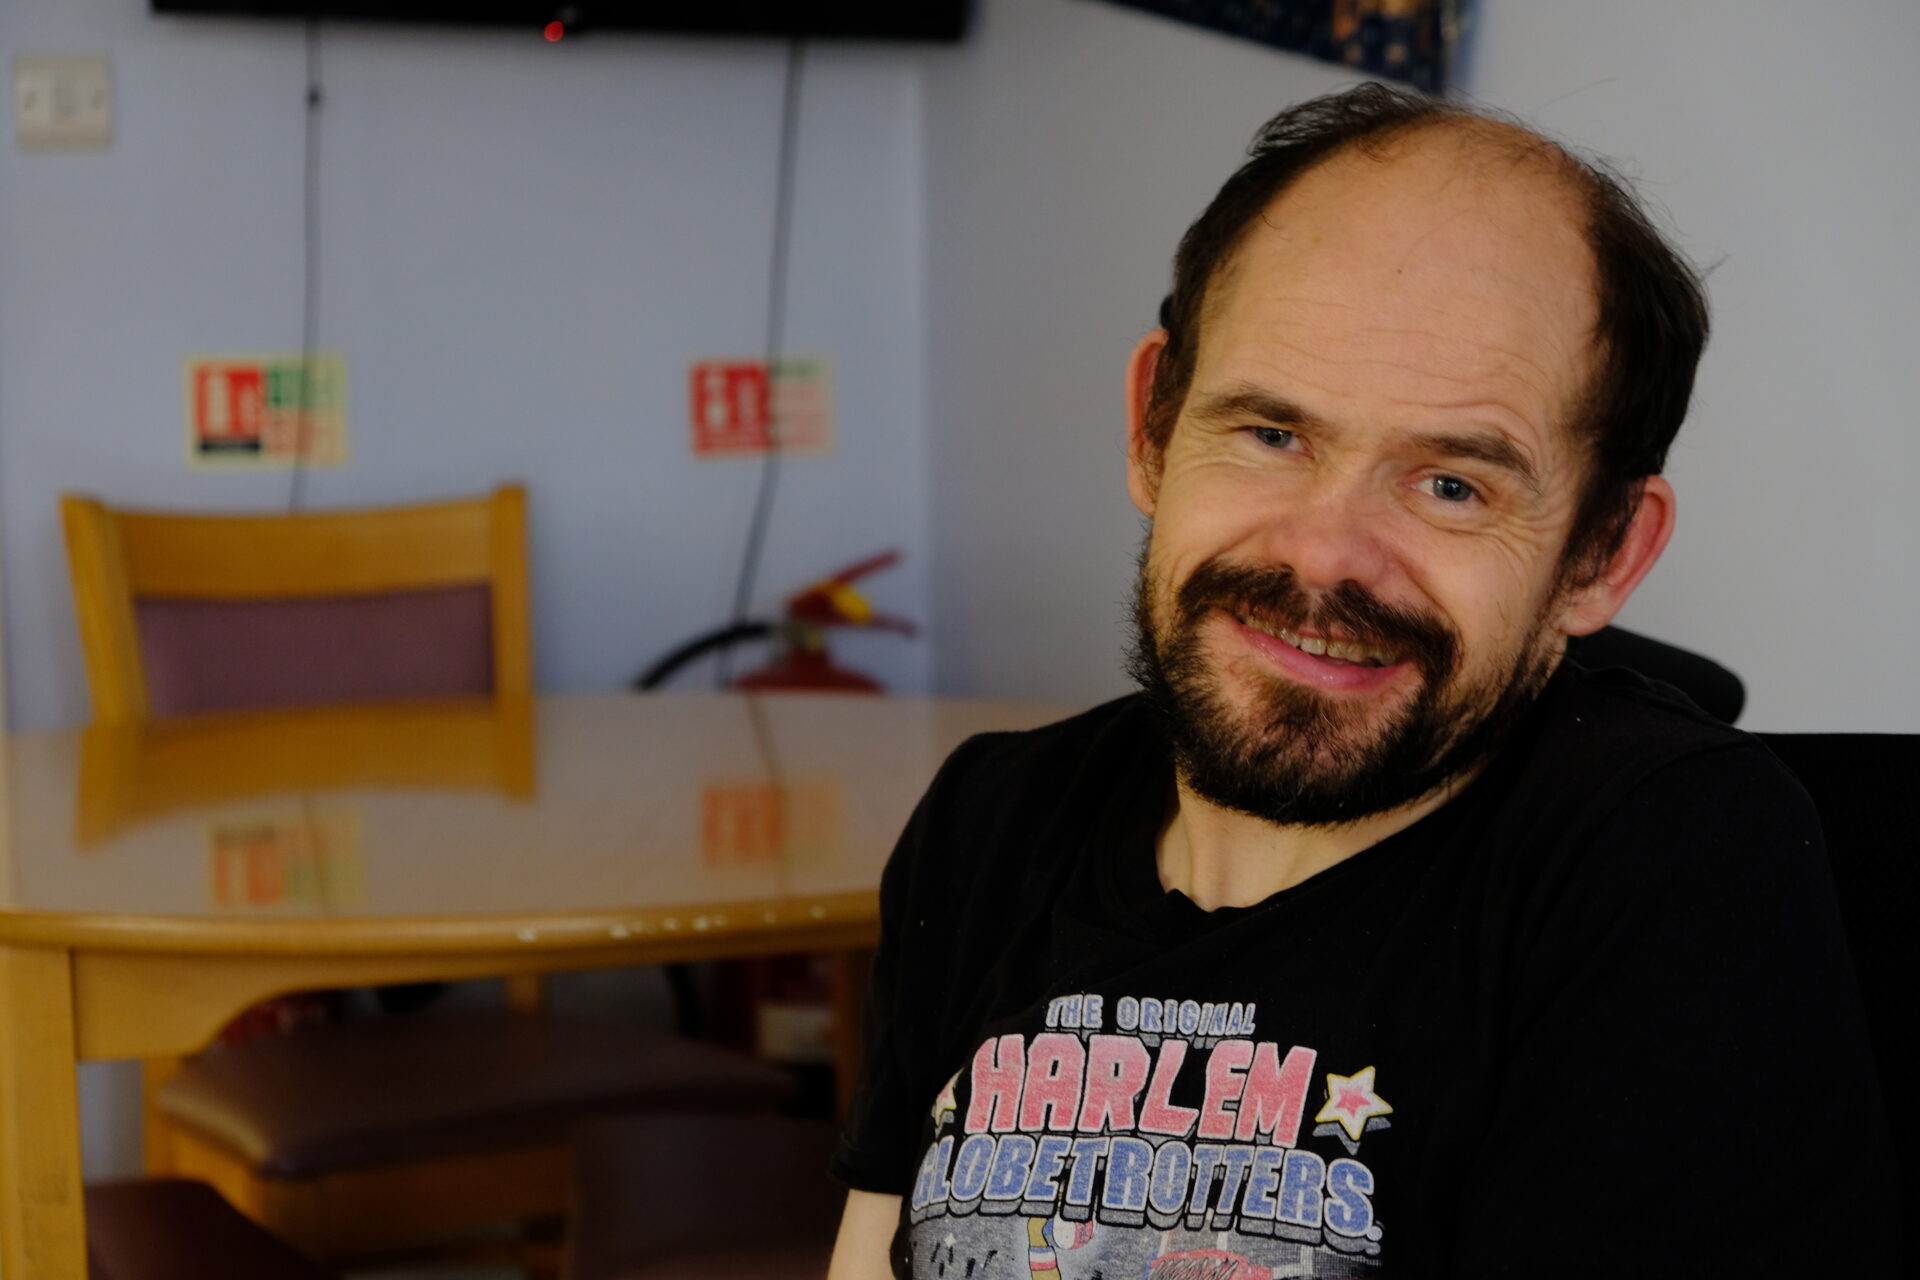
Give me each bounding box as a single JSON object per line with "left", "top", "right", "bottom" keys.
{"left": 1144, "top": 85, "right": 1709, "bottom": 580}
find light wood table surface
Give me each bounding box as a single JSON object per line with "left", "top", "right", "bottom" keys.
{"left": 0, "top": 691, "right": 1073, "bottom": 1278}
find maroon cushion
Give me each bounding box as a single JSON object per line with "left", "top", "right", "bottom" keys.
{"left": 155, "top": 1013, "right": 796, "bottom": 1178}
{"left": 135, "top": 585, "right": 493, "bottom": 717}
{"left": 85, "top": 1178, "right": 331, "bottom": 1280}
{"left": 565, "top": 1114, "right": 844, "bottom": 1280}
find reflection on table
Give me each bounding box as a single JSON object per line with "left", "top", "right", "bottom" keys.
{"left": 5, "top": 692, "right": 1070, "bottom": 931}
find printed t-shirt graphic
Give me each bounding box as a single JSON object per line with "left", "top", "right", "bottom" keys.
{"left": 908, "top": 989, "right": 1388, "bottom": 1276}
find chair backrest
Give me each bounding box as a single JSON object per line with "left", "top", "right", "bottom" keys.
{"left": 1567, "top": 626, "right": 1746, "bottom": 723}
{"left": 1756, "top": 731, "right": 1917, "bottom": 1237}
{"left": 62, "top": 486, "right": 531, "bottom": 721}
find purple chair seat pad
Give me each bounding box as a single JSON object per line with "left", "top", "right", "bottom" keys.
{"left": 135, "top": 585, "right": 494, "bottom": 717}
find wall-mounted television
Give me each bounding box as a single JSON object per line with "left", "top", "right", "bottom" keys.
{"left": 150, "top": 1, "right": 970, "bottom": 42}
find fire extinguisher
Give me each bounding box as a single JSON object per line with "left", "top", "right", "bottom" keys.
{"left": 634, "top": 549, "right": 916, "bottom": 693}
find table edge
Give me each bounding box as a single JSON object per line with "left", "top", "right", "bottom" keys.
{"left": 0, "top": 888, "right": 879, "bottom": 954}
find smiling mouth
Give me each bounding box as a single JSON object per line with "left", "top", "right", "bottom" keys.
{"left": 1233, "top": 612, "right": 1401, "bottom": 668}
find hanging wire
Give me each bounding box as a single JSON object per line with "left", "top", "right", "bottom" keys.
{"left": 716, "top": 37, "right": 806, "bottom": 686}
{"left": 290, "top": 17, "right": 323, "bottom": 513}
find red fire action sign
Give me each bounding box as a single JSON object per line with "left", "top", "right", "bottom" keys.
{"left": 688, "top": 356, "right": 833, "bottom": 456}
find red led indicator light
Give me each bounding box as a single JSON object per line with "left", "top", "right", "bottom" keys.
{"left": 543, "top": 21, "right": 565, "bottom": 41}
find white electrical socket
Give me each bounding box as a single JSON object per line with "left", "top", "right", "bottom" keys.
{"left": 14, "top": 55, "right": 113, "bottom": 150}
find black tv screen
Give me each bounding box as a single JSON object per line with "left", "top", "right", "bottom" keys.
{"left": 150, "top": 0, "right": 970, "bottom": 41}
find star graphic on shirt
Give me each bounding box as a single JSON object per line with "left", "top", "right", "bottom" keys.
{"left": 1315, "top": 1065, "right": 1393, "bottom": 1144}
{"left": 930, "top": 1069, "right": 961, "bottom": 1128}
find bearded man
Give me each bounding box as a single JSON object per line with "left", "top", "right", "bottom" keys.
{"left": 827, "top": 85, "right": 1898, "bottom": 1278}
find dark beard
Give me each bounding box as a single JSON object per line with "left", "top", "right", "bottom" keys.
{"left": 1125, "top": 550, "right": 1557, "bottom": 828}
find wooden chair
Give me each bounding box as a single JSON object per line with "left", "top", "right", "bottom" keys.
{"left": 60, "top": 487, "right": 795, "bottom": 1268}
{"left": 62, "top": 485, "right": 532, "bottom": 723}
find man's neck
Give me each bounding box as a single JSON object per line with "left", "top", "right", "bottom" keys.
{"left": 1156, "top": 770, "right": 1479, "bottom": 912}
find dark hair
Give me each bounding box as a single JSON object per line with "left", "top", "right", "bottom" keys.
{"left": 1145, "top": 82, "right": 1711, "bottom": 580}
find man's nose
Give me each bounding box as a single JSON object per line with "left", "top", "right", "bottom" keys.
{"left": 1262, "top": 477, "right": 1397, "bottom": 593}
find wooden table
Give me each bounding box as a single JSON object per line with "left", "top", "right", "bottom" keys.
{"left": 0, "top": 691, "right": 1072, "bottom": 1278}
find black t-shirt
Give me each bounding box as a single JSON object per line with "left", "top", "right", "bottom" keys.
{"left": 831, "top": 664, "right": 1901, "bottom": 1277}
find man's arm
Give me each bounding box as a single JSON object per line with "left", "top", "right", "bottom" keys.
{"left": 827, "top": 1190, "right": 901, "bottom": 1280}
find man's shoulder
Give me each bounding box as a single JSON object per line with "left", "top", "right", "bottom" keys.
{"left": 1526, "top": 659, "right": 1768, "bottom": 775}
{"left": 1495, "top": 659, "right": 1811, "bottom": 852}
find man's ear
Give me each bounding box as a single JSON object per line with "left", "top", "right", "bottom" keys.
{"left": 1126, "top": 330, "right": 1169, "bottom": 518}
{"left": 1555, "top": 475, "right": 1676, "bottom": 637}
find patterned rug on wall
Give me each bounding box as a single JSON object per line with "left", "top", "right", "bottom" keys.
{"left": 1097, "top": 0, "right": 1472, "bottom": 94}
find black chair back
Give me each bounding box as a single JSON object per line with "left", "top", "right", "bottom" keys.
{"left": 1570, "top": 626, "right": 1746, "bottom": 723}
{"left": 1757, "top": 731, "right": 1918, "bottom": 1270}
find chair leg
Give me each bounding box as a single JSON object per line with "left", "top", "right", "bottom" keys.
{"left": 504, "top": 974, "right": 546, "bottom": 1012}
{"left": 664, "top": 962, "right": 707, "bottom": 1036}
{"left": 141, "top": 1057, "right": 186, "bottom": 1175}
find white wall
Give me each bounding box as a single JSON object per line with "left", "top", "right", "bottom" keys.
{"left": 0, "top": 0, "right": 934, "bottom": 735}
{"left": 1, "top": 0, "right": 934, "bottom": 1184}
{"left": 921, "top": 0, "right": 1920, "bottom": 732}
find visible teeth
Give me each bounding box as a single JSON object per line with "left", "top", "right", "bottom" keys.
{"left": 1240, "top": 616, "right": 1397, "bottom": 667}
{"left": 1237, "top": 613, "right": 1281, "bottom": 640}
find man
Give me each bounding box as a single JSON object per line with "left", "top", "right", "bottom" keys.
{"left": 828, "top": 84, "right": 1898, "bottom": 1277}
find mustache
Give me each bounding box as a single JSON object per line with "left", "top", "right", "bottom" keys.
{"left": 1173, "top": 560, "right": 1459, "bottom": 682}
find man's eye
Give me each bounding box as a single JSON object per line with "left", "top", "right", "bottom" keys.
{"left": 1251, "top": 427, "right": 1296, "bottom": 450}
{"left": 1429, "top": 475, "right": 1476, "bottom": 503}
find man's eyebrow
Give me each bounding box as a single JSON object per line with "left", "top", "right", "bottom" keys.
{"left": 1190, "top": 387, "right": 1543, "bottom": 494}
{"left": 1408, "top": 430, "right": 1542, "bottom": 495}
{"left": 1188, "top": 388, "right": 1329, "bottom": 431}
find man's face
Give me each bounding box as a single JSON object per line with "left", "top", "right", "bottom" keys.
{"left": 1128, "top": 133, "right": 1614, "bottom": 826}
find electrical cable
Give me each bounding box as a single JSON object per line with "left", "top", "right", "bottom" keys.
{"left": 290, "top": 17, "right": 323, "bottom": 513}
{"left": 633, "top": 620, "right": 776, "bottom": 691}
{"left": 716, "top": 36, "right": 806, "bottom": 686}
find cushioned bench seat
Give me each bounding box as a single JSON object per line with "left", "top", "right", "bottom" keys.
{"left": 157, "top": 1013, "right": 797, "bottom": 1177}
